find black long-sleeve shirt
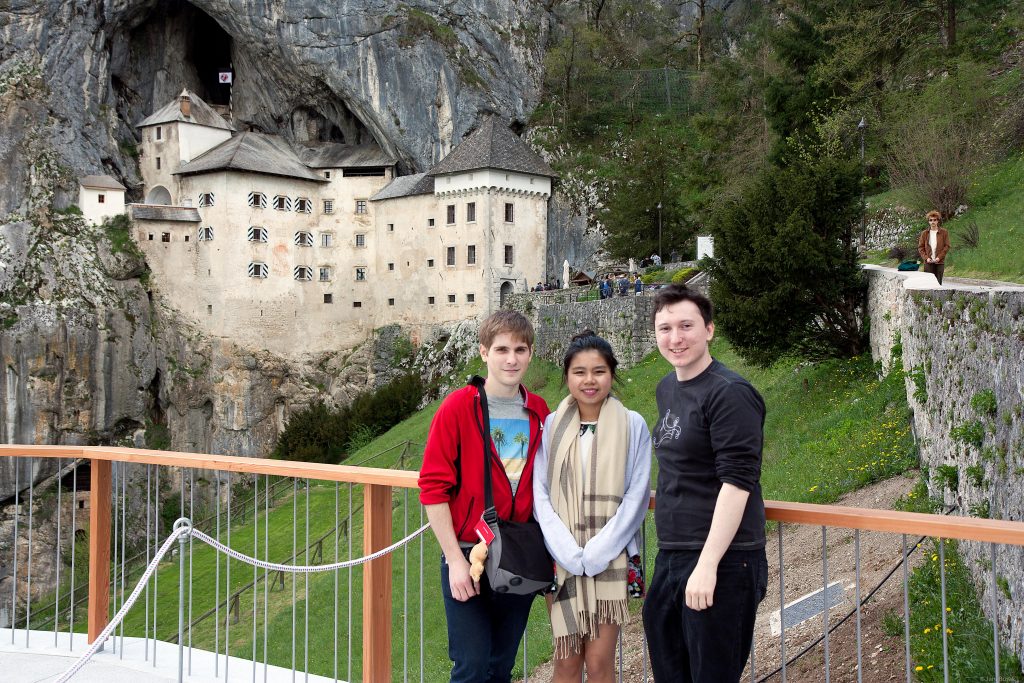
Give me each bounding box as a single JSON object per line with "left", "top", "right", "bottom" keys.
{"left": 652, "top": 359, "right": 767, "bottom": 551}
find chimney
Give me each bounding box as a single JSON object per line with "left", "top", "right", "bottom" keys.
{"left": 179, "top": 90, "right": 192, "bottom": 118}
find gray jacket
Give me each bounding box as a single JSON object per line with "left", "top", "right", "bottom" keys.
{"left": 533, "top": 409, "right": 652, "bottom": 576}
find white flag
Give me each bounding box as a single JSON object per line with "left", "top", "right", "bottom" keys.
{"left": 218, "top": 72, "right": 233, "bottom": 84}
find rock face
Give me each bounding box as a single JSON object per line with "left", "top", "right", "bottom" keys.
{"left": 867, "top": 267, "right": 1024, "bottom": 668}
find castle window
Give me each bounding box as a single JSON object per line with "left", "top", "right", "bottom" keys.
{"left": 427, "top": 258, "right": 435, "bottom": 268}
{"left": 353, "top": 301, "right": 362, "bottom": 308}
{"left": 98, "top": 194, "right": 105, "bottom": 204}
{"left": 321, "top": 232, "right": 333, "bottom": 247}
{"left": 446, "top": 247, "right": 456, "bottom": 267}
{"left": 355, "top": 199, "right": 367, "bottom": 214}
{"left": 388, "top": 262, "right": 395, "bottom": 271}
{"left": 504, "top": 244, "right": 514, "bottom": 266}
{"left": 248, "top": 192, "right": 267, "bottom": 209}
{"left": 319, "top": 267, "right": 331, "bottom": 282}
{"left": 428, "top": 218, "right": 435, "bottom": 227}
{"left": 247, "top": 226, "right": 268, "bottom": 243}
{"left": 156, "top": 157, "right": 162, "bottom": 171}
{"left": 355, "top": 233, "right": 366, "bottom": 248}
{"left": 161, "top": 232, "right": 171, "bottom": 242}
{"left": 467, "top": 202, "right": 476, "bottom": 223}
{"left": 184, "top": 235, "right": 190, "bottom": 242}
{"left": 324, "top": 293, "right": 333, "bottom": 304}
{"left": 387, "top": 223, "right": 394, "bottom": 232}
{"left": 354, "top": 267, "right": 367, "bottom": 281}
{"left": 198, "top": 226, "right": 214, "bottom": 241}
{"left": 148, "top": 234, "right": 154, "bottom": 241}
{"left": 199, "top": 193, "right": 215, "bottom": 207}
{"left": 388, "top": 298, "right": 395, "bottom": 306}
{"left": 467, "top": 244, "right": 476, "bottom": 265}
{"left": 248, "top": 262, "right": 268, "bottom": 278}
{"left": 294, "top": 197, "right": 312, "bottom": 214}
{"left": 156, "top": 126, "right": 162, "bottom": 140}
{"left": 447, "top": 294, "right": 456, "bottom": 303}
{"left": 324, "top": 171, "right": 332, "bottom": 180}
{"left": 294, "top": 231, "right": 314, "bottom": 247}
{"left": 504, "top": 203, "right": 514, "bottom": 223}
{"left": 428, "top": 296, "right": 435, "bottom": 305}
{"left": 467, "top": 293, "right": 475, "bottom": 303}
{"left": 446, "top": 205, "right": 455, "bottom": 225}
{"left": 323, "top": 199, "right": 334, "bottom": 214}
{"left": 273, "top": 195, "right": 291, "bottom": 211}
{"left": 294, "top": 266, "right": 313, "bottom": 281}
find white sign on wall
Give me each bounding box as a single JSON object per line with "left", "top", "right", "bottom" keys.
{"left": 218, "top": 72, "right": 233, "bottom": 84}
{"left": 697, "top": 235, "right": 714, "bottom": 260}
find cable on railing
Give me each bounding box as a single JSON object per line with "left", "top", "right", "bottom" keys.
{"left": 55, "top": 516, "right": 432, "bottom": 682}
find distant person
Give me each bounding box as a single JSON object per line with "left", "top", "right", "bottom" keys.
{"left": 617, "top": 274, "right": 629, "bottom": 297}
{"left": 917, "top": 210, "right": 950, "bottom": 285}
{"left": 599, "top": 277, "right": 611, "bottom": 300}
{"left": 533, "top": 331, "right": 651, "bottom": 683}
{"left": 651, "top": 253, "right": 662, "bottom": 267}
{"left": 419, "top": 311, "right": 551, "bottom": 682}
{"left": 670, "top": 249, "right": 679, "bottom": 263}
{"left": 634, "top": 274, "right": 643, "bottom": 296}
{"left": 644, "top": 285, "right": 768, "bottom": 683}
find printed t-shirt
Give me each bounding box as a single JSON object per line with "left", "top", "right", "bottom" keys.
{"left": 488, "top": 393, "right": 531, "bottom": 494}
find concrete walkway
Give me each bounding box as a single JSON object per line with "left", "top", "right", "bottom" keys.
{"left": 862, "top": 264, "right": 1024, "bottom": 292}
{"left": 0, "top": 629, "right": 342, "bottom": 682}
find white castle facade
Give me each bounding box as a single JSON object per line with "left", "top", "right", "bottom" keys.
{"left": 124, "top": 90, "right": 554, "bottom": 356}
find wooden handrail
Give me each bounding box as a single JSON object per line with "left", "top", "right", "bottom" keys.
{"left": 6, "top": 445, "right": 1024, "bottom": 682}
{"left": 0, "top": 445, "right": 420, "bottom": 488}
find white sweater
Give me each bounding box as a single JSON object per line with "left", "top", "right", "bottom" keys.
{"left": 533, "top": 409, "right": 653, "bottom": 576}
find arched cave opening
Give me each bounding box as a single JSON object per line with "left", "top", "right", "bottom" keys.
{"left": 112, "top": 0, "right": 234, "bottom": 120}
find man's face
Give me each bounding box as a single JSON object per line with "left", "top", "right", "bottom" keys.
{"left": 480, "top": 333, "right": 532, "bottom": 391}
{"left": 654, "top": 300, "right": 714, "bottom": 380}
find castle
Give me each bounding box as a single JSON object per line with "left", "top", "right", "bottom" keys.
{"left": 91, "top": 90, "right": 554, "bottom": 356}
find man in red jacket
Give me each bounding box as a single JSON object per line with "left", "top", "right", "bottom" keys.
{"left": 419, "top": 310, "right": 551, "bottom": 683}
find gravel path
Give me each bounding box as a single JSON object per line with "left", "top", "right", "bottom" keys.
{"left": 527, "top": 473, "right": 921, "bottom": 682}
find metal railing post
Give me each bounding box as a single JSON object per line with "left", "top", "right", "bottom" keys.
{"left": 87, "top": 458, "right": 112, "bottom": 644}
{"left": 363, "top": 483, "right": 393, "bottom": 683}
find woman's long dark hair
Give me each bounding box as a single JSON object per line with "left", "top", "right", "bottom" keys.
{"left": 562, "top": 330, "right": 619, "bottom": 384}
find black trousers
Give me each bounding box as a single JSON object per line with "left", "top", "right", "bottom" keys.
{"left": 923, "top": 261, "right": 945, "bottom": 285}
{"left": 643, "top": 548, "right": 768, "bottom": 683}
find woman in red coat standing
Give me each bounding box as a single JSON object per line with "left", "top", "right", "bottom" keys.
{"left": 918, "top": 210, "right": 951, "bottom": 285}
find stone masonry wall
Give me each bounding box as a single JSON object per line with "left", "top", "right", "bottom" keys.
{"left": 866, "top": 266, "right": 1024, "bottom": 663}
{"left": 507, "top": 290, "right": 655, "bottom": 369}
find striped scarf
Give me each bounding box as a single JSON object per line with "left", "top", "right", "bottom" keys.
{"left": 547, "top": 394, "right": 631, "bottom": 659}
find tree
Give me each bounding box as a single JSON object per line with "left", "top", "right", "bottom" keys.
{"left": 597, "top": 119, "right": 695, "bottom": 261}
{"left": 704, "top": 155, "right": 867, "bottom": 366}
{"left": 491, "top": 428, "right": 506, "bottom": 456}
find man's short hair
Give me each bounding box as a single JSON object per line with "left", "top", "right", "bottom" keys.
{"left": 651, "top": 285, "right": 714, "bottom": 326}
{"left": 479, "top": 310, "right": 535, "bottom": 349}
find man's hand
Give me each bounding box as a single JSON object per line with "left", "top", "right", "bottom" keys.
{"left": 685, "top": 561, "right": 717, "bottom": 611}
{"left": 447, "top": 554, "right": 479, "bottom": 602}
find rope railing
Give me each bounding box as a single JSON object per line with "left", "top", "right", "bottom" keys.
{"left": 55, "top": 516, "right": 432, "bottom": 682}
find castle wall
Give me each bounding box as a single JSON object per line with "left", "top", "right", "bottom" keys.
{"left": 78, "top": 187, "right": 124, "bottom": 225}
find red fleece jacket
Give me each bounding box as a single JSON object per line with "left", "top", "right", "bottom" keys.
{"left": 418, "top": 383, "right": 550, "bottom": 543}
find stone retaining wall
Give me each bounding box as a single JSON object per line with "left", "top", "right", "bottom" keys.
{"left": 507, "top": 291, "right": 656, "bottom": 369}
{"left": 866, "top": 266, "right": 1024, "bottom": 663}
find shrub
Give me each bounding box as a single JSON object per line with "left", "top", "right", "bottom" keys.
{"left": 970, "top": 389, "right": 997, "bottom": 417}
{"left": 950, "top": 420, "right": 984, "bottom": 448}
{"left": 935, "top": 464, "right": 959, "bottom": 492}
{"left": 956, "top": 221, "right": 980, "bottom": 250}
{"left": 671, "top": 267, "right": 697, "bottom": 284}
{"left": 273, "top": 401, "right": 348, "bottom": 464}
{"left": 887, "top": 243, "right": 916, "bottom": 262}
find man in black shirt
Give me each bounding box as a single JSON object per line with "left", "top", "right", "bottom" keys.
{"left": 643, "top": 285, "right": 768, "bottom": 682}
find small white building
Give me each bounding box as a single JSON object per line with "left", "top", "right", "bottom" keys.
{"left": 128, "top": 90, "right": 555, "bottom": 357}
{"left": 78, "top": 175, "right": 126, "bottom": 225}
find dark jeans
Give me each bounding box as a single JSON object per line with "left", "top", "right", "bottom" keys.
{"left": 441, "top": 553, "right": 536, "bottom": 683}
{"left": 643, "top": 548, "right": 768, "bottom": 683}
{"left": 923, "top": 262, "right": 945, "bottom": 285}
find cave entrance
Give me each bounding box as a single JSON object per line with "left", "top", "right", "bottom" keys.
{"left": 187, "top": 4, "right": 233, "bottom": 106}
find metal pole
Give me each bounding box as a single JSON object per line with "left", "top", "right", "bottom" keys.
{"left": 178, "top": 519, "right": 188, "bottom": 683}
{"left": 858, "top": 117, "right": 866, "bottom": 249}
{"left": 657, "top": 203, "right": 663, "bottom": 259}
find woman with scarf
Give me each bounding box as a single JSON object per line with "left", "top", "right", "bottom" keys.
{"left": 533, "top": 331, "right": 652, "bottom": 682}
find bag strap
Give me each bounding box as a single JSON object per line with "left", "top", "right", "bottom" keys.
{"left": 469, "top": 375, "right": 498, "bottom": 524}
